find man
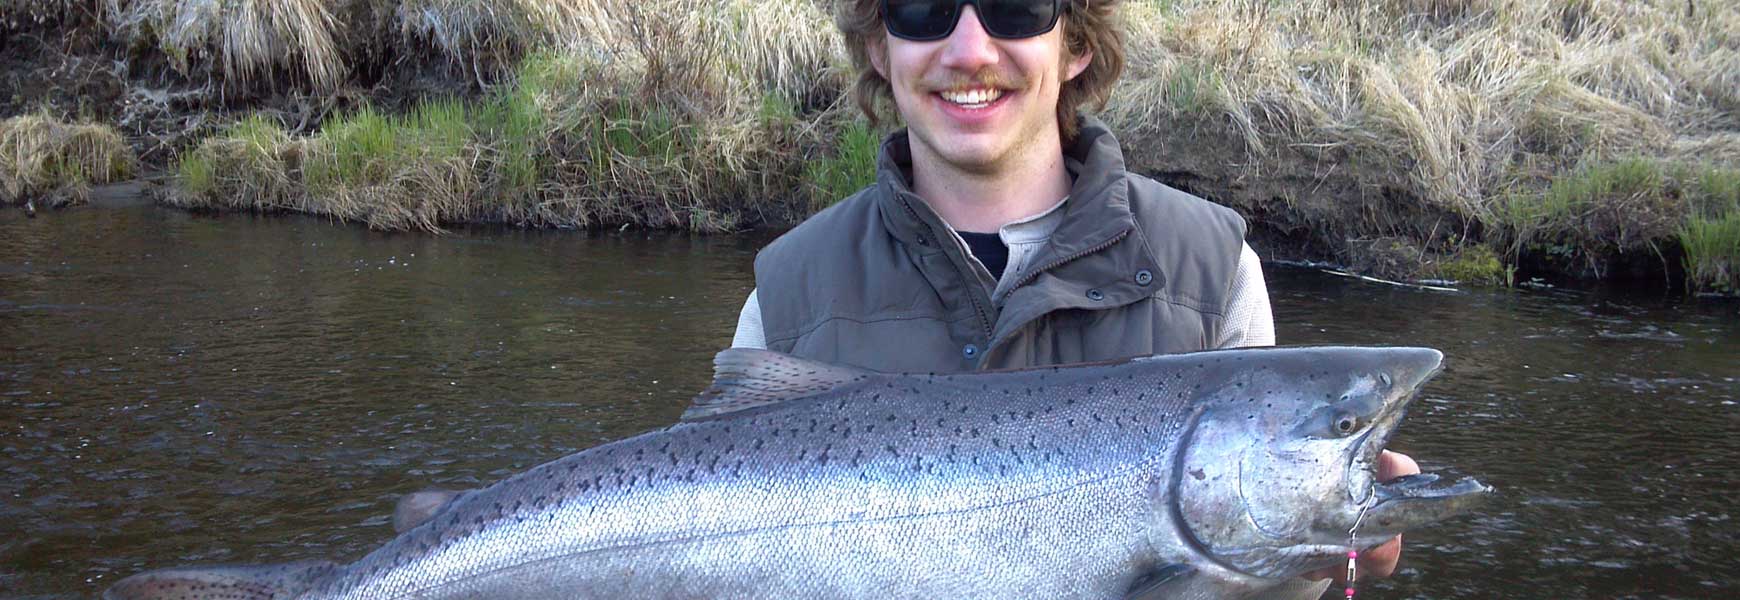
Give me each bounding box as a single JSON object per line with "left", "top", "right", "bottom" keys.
{"left": 732, "top": 0, "right": 1415, "bottom": 587}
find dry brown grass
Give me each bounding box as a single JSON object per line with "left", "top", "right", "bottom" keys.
{"left": 0, "top": 113, "right": 135, "bottom": 205}
{"left": 1107, "top": 0, "right": 1737, "bottom": 278}
{"left": 26, "top": 0, "right": 1725, "bottom": 287}
{"left": 106, "top": 0, "right": 347, "bottom": 90}
{"left": 166, "top": 0, "right": 850, "bottom": 232}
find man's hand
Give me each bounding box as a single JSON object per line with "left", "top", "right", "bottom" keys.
{"left": 1301, "top": 450, "right": 1419, "bottom": 583}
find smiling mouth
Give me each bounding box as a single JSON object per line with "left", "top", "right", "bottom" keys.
{"left": 937, "top": 87, "right": 1007, "bottom": 110}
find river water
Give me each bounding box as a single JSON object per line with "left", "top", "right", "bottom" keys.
{"left": 1, "top": 205, "right": 1735, "bottom": 599}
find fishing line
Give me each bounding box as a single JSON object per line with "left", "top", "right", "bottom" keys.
{"left": 1344, "top": 482, "right": 1376, "bottom": 599}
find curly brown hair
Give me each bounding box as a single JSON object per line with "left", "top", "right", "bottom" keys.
{"left": 834, "top": 0, "right": 1126, "bottom": 144}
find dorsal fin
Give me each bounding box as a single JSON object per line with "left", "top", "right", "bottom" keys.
{"left": 682, "top": 349, "right": 874, "bottom": 421}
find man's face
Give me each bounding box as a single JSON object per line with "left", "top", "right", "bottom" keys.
{"left": 870, "top": 4, "right": 1093, "bottom": 176}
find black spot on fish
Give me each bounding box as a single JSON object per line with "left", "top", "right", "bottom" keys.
{"left": 1191, "top": 468, "right": 1207, "bottom": 481}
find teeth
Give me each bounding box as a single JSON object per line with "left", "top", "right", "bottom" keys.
{"left": 940, "top": 88, "right": 1004, "bottom": 107}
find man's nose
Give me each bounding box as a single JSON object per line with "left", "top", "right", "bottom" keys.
{"left": 939, "top": 6, "right": 999, "bottom": 71}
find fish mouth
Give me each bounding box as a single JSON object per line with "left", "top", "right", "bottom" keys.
{"left": 1361, "top": 472, "right": 1494, "bottom": 538}
{"left": 1345, "top": 352, "right": 1494, "bottom": 538}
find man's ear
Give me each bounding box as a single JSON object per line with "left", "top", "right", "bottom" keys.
{"left": 1065, "top": 47, "right": 1093, "bottom": 81}
{"left": 867, "top": 37, "right": 889, "bottom": 79}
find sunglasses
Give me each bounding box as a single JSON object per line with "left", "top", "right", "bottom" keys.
{"left": 881, "top": 0, "right": 1066, "bottom": 41}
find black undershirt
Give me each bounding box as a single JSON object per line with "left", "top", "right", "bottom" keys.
{"left": 957, "top": 231, "right": 1009, "bottom": 280}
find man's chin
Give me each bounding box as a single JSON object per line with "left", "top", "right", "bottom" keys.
{"left": 910, "top": 132, "right": 1010, "bottom": 175}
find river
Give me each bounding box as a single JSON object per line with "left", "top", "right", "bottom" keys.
{"left": 1, "top": 204, "right": 1736, "bottom": 599}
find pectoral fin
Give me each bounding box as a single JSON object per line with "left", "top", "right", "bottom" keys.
{"left": 1125, "top": 564, "right": 1198, "bottom": 600}
{"left": 104, "top": 561, "right": 337, "bottom": 600}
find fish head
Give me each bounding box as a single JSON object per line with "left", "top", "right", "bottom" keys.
{"left": 1168, "top": 346, "right": 1492, "bottom": 580}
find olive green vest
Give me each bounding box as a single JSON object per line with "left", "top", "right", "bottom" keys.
{"left": 754, "top": 118, "right": 1246, "bottom": 373}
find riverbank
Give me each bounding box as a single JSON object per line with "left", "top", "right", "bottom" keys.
{"left": 2, "top": 0, "right": 1736, "bottom": 292}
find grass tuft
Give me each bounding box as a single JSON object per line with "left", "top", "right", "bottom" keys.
{"left": 803, "top": 120, "right": 880, "bottom": 211}
{"left": 107, "top": 0, "right": 347, "bottom": 90}
{"left": 0, "top": 113, "right": 134, "bottom": 205}
{"left": 1681, "top": 213, "right": 1740, "bottom": 294}
{"left": 1431, "top": 244, "right": 1511, "bottom": 287}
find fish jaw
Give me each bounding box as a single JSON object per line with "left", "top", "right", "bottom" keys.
{"left": 1340, "top": 348, "right": 1495, "bottom": 538}
{"left": 1171, "top": 346, "right": 1493, "bottom": 580}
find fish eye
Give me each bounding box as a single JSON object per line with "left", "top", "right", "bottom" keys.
{"left": 1334, "top": 414, "right": 1358, "bottom": 436}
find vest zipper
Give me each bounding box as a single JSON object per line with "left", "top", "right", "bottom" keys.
{"left": 981, "top": 227, "right": 1132, "bottom": 368}
{"left": 898, "top": 197, "right": 998, "bottom": 344}
{"left": 1008, "top": 227, "right": 1132, "bottom": 291}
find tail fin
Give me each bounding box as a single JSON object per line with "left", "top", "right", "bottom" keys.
{"left": 104, "top": 560, "right": 338, "bottom": 600}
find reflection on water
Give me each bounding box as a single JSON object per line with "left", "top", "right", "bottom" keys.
{"left": 2, "top": 206, "right": 1736, "bottom": 599}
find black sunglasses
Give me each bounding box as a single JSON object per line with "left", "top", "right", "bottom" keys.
{"left": 881, "top": 0, "right": 1066, "bottom": 41}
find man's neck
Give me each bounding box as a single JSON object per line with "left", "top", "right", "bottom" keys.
{"left": 908, "top": 135, "right": 1072, "bottom": 234}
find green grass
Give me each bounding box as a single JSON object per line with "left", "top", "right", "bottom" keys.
{"left": 1432, "top": 244, "right": 1511, "bottom": 287}
{"left": 176, "top": 146, "right": 216, "bottom": 195}
{"left": 803, "top": 120, "right": 879, "bottom": 210}
{"left": 1163, "top": 61, "right": 1223, "bottom": 117}
{"left": 1497, "top": 157, "right": 1670, "bottom": 253}
{"left": 1681, "top": 213, "right": 1740, "bottom": 294}
{"left": 300, "top": 101, "right": 476, "bottom": 193}
{"left": 1681, "top": 165, "right": 1740, "bottom": 293}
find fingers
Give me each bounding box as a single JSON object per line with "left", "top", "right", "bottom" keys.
{"left": 1359, "top": 534, "right": 1403, "bottom": 578}
{"left": 1378, "top": 449, "right": 1420, "bottom": 480}
{"left": 1300, "top": 452, "right": 1422, "bottom": 582}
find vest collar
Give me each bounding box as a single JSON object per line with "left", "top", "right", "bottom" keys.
{"left": 875, "top": 116, "right": 1137, "bottom": 266}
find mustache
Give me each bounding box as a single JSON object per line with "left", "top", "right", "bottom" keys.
{"left": 923, "top": 68, "right": 1027, "bottom": 91}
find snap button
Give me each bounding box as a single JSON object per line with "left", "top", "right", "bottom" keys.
{"left": 916, "top": 234, "right": 928, "bottom": 246}
{"left": 1086, "top": 288, "right": 1105, "bottom": 301}
{"left": 1135, "top": 269, "right": 1154, "bottom": 286}
{"left": 962, "top": 344, "right": 979, "bottom": 359}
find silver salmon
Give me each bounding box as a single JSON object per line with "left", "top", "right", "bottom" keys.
{"left": 106, "top": 346, "right": 1492, "bottom": 599}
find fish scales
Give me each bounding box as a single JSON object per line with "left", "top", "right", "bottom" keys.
{"left": 325, "top": 364, "right": 1198, "bottom": 599}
